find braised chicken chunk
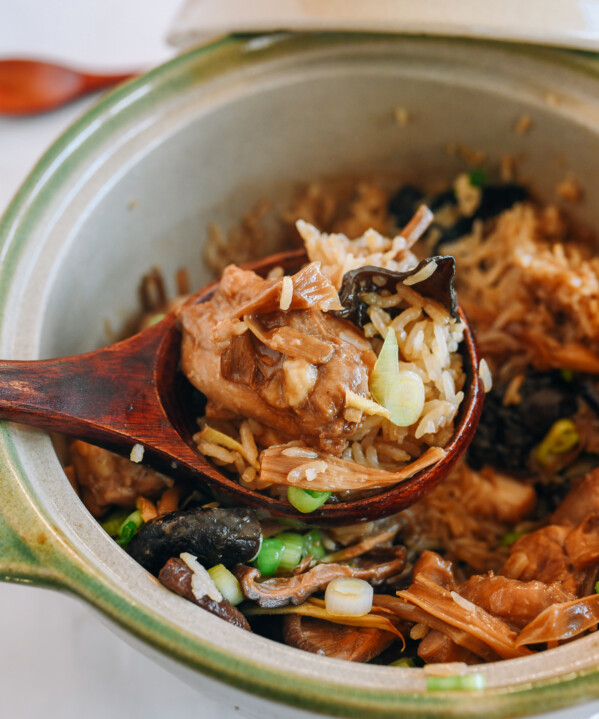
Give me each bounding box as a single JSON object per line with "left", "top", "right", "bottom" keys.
{"left": 178, "top": 262, "right": 376, "bottom": 454}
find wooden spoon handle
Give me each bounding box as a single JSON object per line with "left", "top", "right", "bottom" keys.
{"left": 78, "top": 71, "right": 136, "bottom": 92}
{"left": 0, "top": 318, "right": 173, "bottom": 451}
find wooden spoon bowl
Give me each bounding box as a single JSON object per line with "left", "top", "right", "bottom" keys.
{"left": 0, "top": 249, "right": 484, "bottom": 524}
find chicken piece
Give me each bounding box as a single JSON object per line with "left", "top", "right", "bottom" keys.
{"left": 179, "top": 263, "right": 376, "bottom": 454}
{"left": 417, "top": 630, "right": 480, "bottom": 665}
{"left": 501, "top": 524, "right": 578, "bottom": 594}
{"left": 459, "top": 574, "right": 575, "bottom": 629}
{"left": 499, "top": 473, "right": 599, "bottom": 594}
{"left": 552, "top": 468, "right": 599, "bottom": 526}
{"left": 411, "top": 551, "right": 458, "bottom": 589}
{"left": 462, "top": 468, "right": 536, "bottom": 524}
{"left": 282, "top": 615, "right": 394, "bottom": 662}
{"left": 69, "top": 440, "right": 170, "bottom": 517}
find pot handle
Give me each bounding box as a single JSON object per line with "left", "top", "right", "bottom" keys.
{"left": 0, "top": 459, "right": 69, "bottom": 587}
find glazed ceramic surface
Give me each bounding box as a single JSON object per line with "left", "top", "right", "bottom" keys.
{"left": 3, "top": 34, "right": 599, "bottom": 718}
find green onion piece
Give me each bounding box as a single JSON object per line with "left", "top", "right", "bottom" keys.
{"left": 116, "top": 509, "right": 144, "bottom": 547}
{"left": 536, "top": 418, "right": 580, "bottom": 467}
{"left": 369, "top": 330, "right": 425, "bottom": 427}
{"left": 101, "top": 508, "right": 131, "bottom": 537}
{"left": 468, "top": 168, "right": 487, "bottom": 187}
{"left": 595, "top": 580, "right": 599, "bottom": 594}
{"left": 391, "top": 657, "right": 416, "bottom": 668}
{"left": 208, "top": 564, "right": 245, "bottom": 605}
{"left": 276, "top": 532, "right": 306, "bottom": 571}
{"left": 499, "top": 530, "right": 525, "bottom": 547}
{"left": 147, "top": 313, "right": 166, "bottom": 327}
{"left": 253, "top": 537, "right": 285, "bottom": 576}
{"left": 425, "top": 674, "right": 486, "bottom": 691}
{"left": 560, "top": 369, "right": 574, "bottom": 382}
{"left": 287, "top": 487, "right": 331, "bottom": 513}
{"left": 303, "top": 529, "right": 326, "bottom": 560}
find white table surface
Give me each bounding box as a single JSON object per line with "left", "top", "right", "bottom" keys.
{"left": 3, "top": 3, "right": 599, "bottom": 718}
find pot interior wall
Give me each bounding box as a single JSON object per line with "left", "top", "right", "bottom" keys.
{"left": 37, "top": 42, "right": 599, "bottom": 357}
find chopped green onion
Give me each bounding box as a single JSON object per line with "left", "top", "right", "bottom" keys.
{"left": 287, "top": 487, "right": 331, "bottom": 513}
{"left": 325, "top": 577, "right": 373, "bottom": 617}
{"left": 536, "top": 418, "right": 580, "bottom": 467}
{"left": 468, "top": 168, "right": 487, "bottom": 187}
{"left": 560, "top": 369, "right": 574, "bottom": 382}
{"left": 253, "top": 537, "right": 285, "bottom": 576}
{"left": 391, "top": 657, "right": 416, "bottom": 668}
{"left": 116, "top": 509, "right": 144, "bottom": 547}
{"left": 101, "top": 508, "right": 131, "bottom": 537}
{"left": 425, "top": 674, "right": 486, "bottom": 691}
{"left": 369, "top": 330, "right": 425, "bottom": 427}
{"left": 303, "top": 529, "right": 326, "bottom": 560}
{"left": 499, "top": 530, "right": 525, "bottom": 547}
{"left": 208, "top": 564, "right": 245, "bottom": 606}
{"left": 276, "top": 532, "right": 306, "bottom": 571}
{"left": 595, "top": 580, "right": 599, "bottom": 594}
{"left": 147, "top": 313, "right": 166, "bottom": 327}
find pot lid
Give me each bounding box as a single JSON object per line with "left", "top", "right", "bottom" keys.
{"left": 168, "top": 0, "right": 599, "bottom": 52}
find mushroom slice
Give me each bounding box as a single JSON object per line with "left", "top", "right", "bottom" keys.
{"left": 282, "top": 614, "right": 394, "bottom": 662}
{"left": 158, "top": 557, "right": 251, "bottom": 631}
{"left": 126, "top": 507, "right": 262, "bottom": 575}
{"left": 236, "top": 547, "right": 406, "bottom": 608}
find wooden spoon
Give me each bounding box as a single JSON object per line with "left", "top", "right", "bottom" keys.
{"left": 0, "top": 59, "right": 135, "bottom": 116}
{"left": 0, "top": 249, "right": 484, "bottom": 523}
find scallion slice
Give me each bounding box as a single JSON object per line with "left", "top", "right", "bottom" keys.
{"left": 325, "top": 577, "right": 373, "bottom": 617}
{"left": 391, "top": 657, "right": 416, "bottom": 668}
{"left": 287, "top": 487, "right": 331, "bottom": 513}
{"left": 276, "top": 532, "right": 305, "bottom": 571}
{"left": 253, "top": 537, "right": 285, "bottom": 576}
{"left": 425, "top": 674, "right": 486, "bottom": 691}
{"left": 116, "top": 509, "right": 144, "bottom": 547}
{"left": 369, "top": 329, "right": 425, "bottom": 427}
{"left": 101, "top": 508, "right": 130, "bottom": 537}
{"left": 499, "top": 530, "right": 525, "bottom": 547}
{"left": 303, "top": 529, "right": 326, "bottom": 560}
{"left": 535, "top": 418, "right": 579, "bottom": 467}
{"left": 208, "top": 564, "right": 244, "bottom": 606}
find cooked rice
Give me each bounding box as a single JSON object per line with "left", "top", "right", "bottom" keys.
{"left": 449, "top": 202, "right": 599, "bottom": 379}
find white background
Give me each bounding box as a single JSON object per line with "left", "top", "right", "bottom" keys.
{"left": 2, "top": 2, "right": 599, "bottom": 718}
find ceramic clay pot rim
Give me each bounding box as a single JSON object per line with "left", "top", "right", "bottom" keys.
{"left": 2, "top": 33, "right": 599, "bottom": 718}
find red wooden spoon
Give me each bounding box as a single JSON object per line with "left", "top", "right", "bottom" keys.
{"left": 0, "top": 59, "right": 135, "bottom": 116}
{"left": 0, "top": 250, "right": 484, "bottom": 523}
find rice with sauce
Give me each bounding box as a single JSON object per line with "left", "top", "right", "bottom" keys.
{"left": 189, "top": 212, "right": 466, "bottom": 499}
{"left": 67, "top": 169, "right": 599, "bottom": 668}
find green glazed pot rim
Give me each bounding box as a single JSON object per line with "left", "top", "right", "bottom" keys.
{"left": 2, "top": 32, "right": 599, "bottom": 718}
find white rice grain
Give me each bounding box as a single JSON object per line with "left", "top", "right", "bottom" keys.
{"left": 404, "top": 261, "right": 437, "bottom": 286}
{"left": 279, "top": 276, "right": 293, "bottom": 310}
{"left": 130, "top": 443, "right": 144, "bottom": 463}
{"left": 479, "top": 358, "right": 493, "bottom": 393}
